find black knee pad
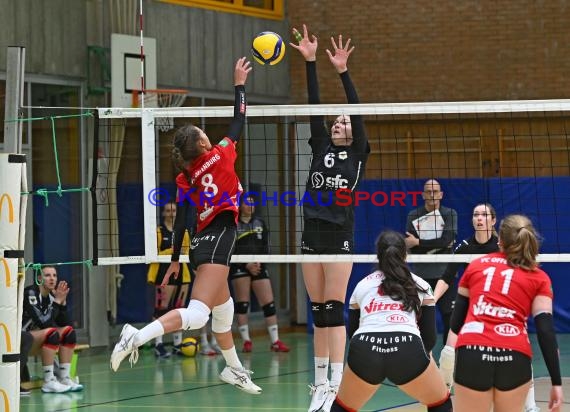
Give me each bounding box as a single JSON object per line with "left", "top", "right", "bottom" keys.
{"left": 43, "top": 329, "right": 60, "bottom": 348}
{"left": 325, "top": 300, "right": 345, "bottom": 327}
{"left": 427, "top": 393, "right": 452, "bottom": 412}
{"left": 311, "top": 302, "right": 326, "bottom": 328}
{"left": 60, "top": 327, "right": 77, "bottom": 346}
{"left": 262, "top": 302, "right": 276, "bottom": 317}
{"left": 235, "top": 301, "right": 249, "bottom": 315}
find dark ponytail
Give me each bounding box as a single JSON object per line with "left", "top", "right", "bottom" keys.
{"left": 172, "top": 124, "right": 203, "bottom": 183}
{"left": 376, "top": 230, "right": 426, "bottom": 316}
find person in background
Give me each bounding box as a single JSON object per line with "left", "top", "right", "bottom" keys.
{"left": 22, "top": 266, "right": 84, "bottom": 393}
{"left": 445, "top": 215, "right": 563, "bottom": 412}
{"left": 330, "top": 230, "right": 451, "bottom": 412}
{"left": 405, "top": 179, "right": 457, "bottom": 345}
{"left": 290, "top": 24, "right": 370, "bottom": 412}
{"left": 147, "top": 201, "right": 192, "bottom": 358}
{"left": 230, "top": 195, "right": 289, "bottom": 353}
{"left": 198, "top": 323, "right": 222, "bottom": 355}
{"left": 433, "top": 203, "right": 498, "bottom": 302}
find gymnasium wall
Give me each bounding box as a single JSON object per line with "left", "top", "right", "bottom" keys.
{"left": 288, "top": 1, "right": 570, "bottom": 104}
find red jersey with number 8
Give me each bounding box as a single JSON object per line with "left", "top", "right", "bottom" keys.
{"left": 176, "top": 137, "right": 242, "bottom": 233}
{"left": 456, "top": 252, "right": 553, "bottom": 357}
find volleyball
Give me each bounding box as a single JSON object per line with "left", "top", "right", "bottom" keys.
{"left": 252, "top": 31, "right": 285, "bottom": 66}
{"left": 180, "top": 337, "right": 199, "bottom": 357}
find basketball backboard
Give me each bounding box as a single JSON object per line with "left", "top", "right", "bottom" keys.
{"left": 111, "top": 33, "right": 157, "bottom": 108}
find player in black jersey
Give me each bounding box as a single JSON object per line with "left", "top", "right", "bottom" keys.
{"left": 291, "top": 24, "right": 370, "bottom": 412}
{"left": 433, "top": 203, "right": 498, "bottom": 302}
{"left": 22, "top": 266, "right": 83, "bottom": 393}
{"left": 147, "top": 201, "right": 192, "bottom": 358}
{"left": 230, "top": 195, "right": 289, "bottom": 353}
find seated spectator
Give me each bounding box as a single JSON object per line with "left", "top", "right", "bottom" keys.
{"left": 22, "top": 266, "right": 83, "bottom": 393}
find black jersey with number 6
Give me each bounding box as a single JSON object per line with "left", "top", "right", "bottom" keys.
{"left": 303, "top": 61, "right": 370, "bottom": 231}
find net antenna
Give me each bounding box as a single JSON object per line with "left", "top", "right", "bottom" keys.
{"left": 131, "top": 88, "right": 188, "bottom": 132}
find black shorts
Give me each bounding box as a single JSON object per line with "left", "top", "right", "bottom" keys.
{"left": 229, "top": 264, "right": 270, "bottom": 281}
{"left": 301, "top": 219, "right": 353, "bottom": 254}
{"left": 455, "top": 345, "right": 532, "bottom": 391}
{"left": 190, "top": 212, "right": 236, "bottom": 269}
{"left": 347, "top": 332, "right": 430, "bottom": 385}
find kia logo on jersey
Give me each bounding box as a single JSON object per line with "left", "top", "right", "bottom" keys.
{"left": 387, "top": 314, "right": 409, "bottom": 323}
{"left": 494, "top": 323, "right": 520, "bottom": 336}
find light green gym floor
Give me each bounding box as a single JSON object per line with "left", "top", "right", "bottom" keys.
{"left": 20, "top": 332, "right": 570, "bottom": 411}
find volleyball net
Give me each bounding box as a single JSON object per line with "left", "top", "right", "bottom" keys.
{"left": 94, "top": 100, "right": 570, "bottom": 265}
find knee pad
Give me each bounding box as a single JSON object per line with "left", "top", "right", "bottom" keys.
{"left": 212, "top": 297, "right": 234, "bottom": 334}
{"left": 311, "top": 302, "right": 326, "bottom": 328}
{"left": 235, "top": 301, "right": 249, "bottom": 315}
{"left": 427, "top": 393, "right": 452, "bottom": 412}
{"left": 262, "top": 302, "right": 276, "bottom": 318}
{"left": 176, "top": 299, "right": 211, "bottom": 331}
{"left": 43, "top": 328, "right": 60, "bottom": 350}
{"left": 325, "top": 300, "right": 345, "bottom": 327}
{"left": 60, "top": 326, "right": 77, "bottom": 348}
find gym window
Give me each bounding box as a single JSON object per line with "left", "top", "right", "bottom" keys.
{"left": 160, "top": 0, "right": 284, "bottom": 20}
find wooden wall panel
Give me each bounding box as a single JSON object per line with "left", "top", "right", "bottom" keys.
{"left": 363, "top": 117, "right": 570, "bottom": 180}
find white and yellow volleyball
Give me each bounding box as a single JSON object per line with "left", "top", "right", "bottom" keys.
{"left": 252, "top": 31, "right": 285, "bottom": 66}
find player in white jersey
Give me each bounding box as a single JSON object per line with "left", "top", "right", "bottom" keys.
{"left": 329, "top": 230, "right": 451, "bottom": 412}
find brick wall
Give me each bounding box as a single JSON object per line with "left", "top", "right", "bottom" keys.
{"left": 287, "top": 0, "right": 570, "bottom": 104}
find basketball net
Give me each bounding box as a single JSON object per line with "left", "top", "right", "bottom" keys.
{"left": 131, "top": 89, "right": 187, "bottom": 132}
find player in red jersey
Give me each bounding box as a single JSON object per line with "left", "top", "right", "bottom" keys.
{"left": 448, "top": 214, "right": 563, "bottom": 412}
{"left": 110, "top": 57, "right": 262, "bottom": 395}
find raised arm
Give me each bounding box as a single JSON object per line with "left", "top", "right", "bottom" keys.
{"left": 327, "top": 35, "right": 368, "bottom": 151}
{"left": 290, "top": 24, "right": 328, "bottom": 140}
{"left": 227, "top": 57, "right": 252, "bottom": 142}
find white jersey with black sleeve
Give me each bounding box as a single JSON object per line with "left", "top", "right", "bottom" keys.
{"left": 349, "top": 270, "right": 434, "bottom": 337}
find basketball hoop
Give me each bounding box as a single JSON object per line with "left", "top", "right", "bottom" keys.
{"left": 132, "top": 88, "right": 188, "bottom": 132}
